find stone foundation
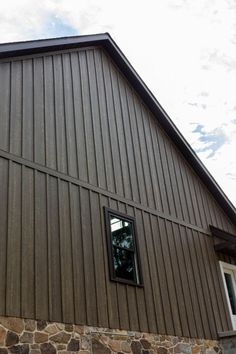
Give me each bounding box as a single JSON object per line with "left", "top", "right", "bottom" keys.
{"left": 0, "top": 316, "right": 222, "bottom": 354}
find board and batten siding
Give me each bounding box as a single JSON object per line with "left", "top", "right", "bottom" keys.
{"left": 0, "top": 46, "right": 235, "bottom": 339}
{"left": 0, "top": 156, "right": 233, "bottom": 338}
{"left": 0, "top": 47, "right": 235, "bottom": 234}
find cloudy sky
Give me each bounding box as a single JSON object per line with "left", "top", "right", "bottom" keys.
{"left": 0, "top": 0, "right": 235, "bottom": 207}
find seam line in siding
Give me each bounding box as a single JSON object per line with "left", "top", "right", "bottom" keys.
{"left": 0, "top": 147, "right": 214, "bottom": 236}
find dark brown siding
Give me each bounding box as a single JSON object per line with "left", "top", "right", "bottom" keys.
{"left": 0, "top": 47, "right": 235, "bottom": 339}
{"left": 0, "top": 48, "right": 235, "bottom": 234}
{"left": 0, "top": 154, "right": 233, "bottom": 338}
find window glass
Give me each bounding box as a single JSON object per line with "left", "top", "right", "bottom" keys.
{"left": 110, "top": 217, "right": 134, "bottom": 249}
{"left": 112, "top": 247, "right": 136, "bottom": 281}
{"left": 104, "top": 208, "right": 142, "bottom": 286}
{"left": 224, "top": 273, "right": 236, "bottom": 315}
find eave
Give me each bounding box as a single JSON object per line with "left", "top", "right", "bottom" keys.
{"left": 210, "top": 225, "right": 236, "bottom": 257}
{"left": 0, "top": 33, "right": 235, "bottom": 225}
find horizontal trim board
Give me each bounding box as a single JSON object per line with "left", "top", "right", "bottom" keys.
{"left": 0, "top": 148, "right": 211, "bottom": 236}
{"left": 218, "top": 330, "right": 236, "bottom": 338}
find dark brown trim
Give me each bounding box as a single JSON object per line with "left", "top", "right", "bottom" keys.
{"left": 0, "top": 34, "right": 109, "bottom": 59}
{"left": 218, "top": 330, "right": 236, "bottom": 338}
{"left": 103, "top": 207, "right": 143, "bottom": 287}
{"left": 210, "top": 225, "right": 236, "bottom": 257}
{"left": 210, "top": 225, "right": 236, "bottom": 244}
{"left": 0, "top": 147, "right": 213, "bottom": 235}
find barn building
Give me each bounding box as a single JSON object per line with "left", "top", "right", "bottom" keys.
{"left": 0, "top": 33, "right": 236, "bottom": 354}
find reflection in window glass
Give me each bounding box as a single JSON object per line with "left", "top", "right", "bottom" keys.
{"left": 105, "top": 210, "right": 141, "bottom": 285}
{"left": 112, "top": 247, "right": 135, "bottom": 281}
{"left": 224, "top": 273, "right": 236, "bottom": 315}
{"left": 110, "top": 217, "right": 134, "bottom": 249}
{"left": 110, "top": 215, "right": 136, "bottom": 282}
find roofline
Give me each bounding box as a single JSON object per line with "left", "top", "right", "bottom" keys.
{"left": 1, "top": 33, "right": 236, "bottom": 225}
{"left": 0, "top": 33, "right": 110, "bottom": 58}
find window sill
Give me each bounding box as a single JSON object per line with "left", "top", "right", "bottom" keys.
{"left": 110, "top": 277, "right": 144, "bottom": 288}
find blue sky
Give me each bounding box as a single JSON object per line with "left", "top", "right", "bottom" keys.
{"left": 42, "top": 15, "right": 78, "bottom": 38}
{"left": 193, "top": 124, "right": 227, "bottom": 158}
{"left": 0, "top": 0, "right": 235, "bottom": 206}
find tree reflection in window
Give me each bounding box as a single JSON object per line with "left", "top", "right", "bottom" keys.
{"left": 110, "top": 217, "right": 136, "bottom": 282}
{"left": 104, "top": 207, "right": 142, "bottom": 286}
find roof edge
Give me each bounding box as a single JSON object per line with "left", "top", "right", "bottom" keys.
{"left": 0, "top": 33, "right": 235, "bottom": 225}
{"left": 103, "top": 35, "right": 236, "bottom": 225}
{"left": 0, "top": 33, "right": 110, "bottom": 58}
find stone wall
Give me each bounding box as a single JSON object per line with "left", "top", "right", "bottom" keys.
{"left": 0, "top": 316, "right": 222, "bottom": 354}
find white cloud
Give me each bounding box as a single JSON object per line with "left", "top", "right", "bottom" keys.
{"left": 0, "top": 0, "right": 235, "bottom": 206}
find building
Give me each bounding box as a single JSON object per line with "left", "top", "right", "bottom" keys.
{"left": 0, "top": 33, "right": 236, "bottom": 354}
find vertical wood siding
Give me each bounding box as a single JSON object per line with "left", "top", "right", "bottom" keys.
{"left": 0, "top": 156, "right": 233, "bottom": 338}
{"left": 0, "top": 47, "right": 235, "bottom": 339}
{"left": 0, "top": 48, "right": 235, "bottom": 234}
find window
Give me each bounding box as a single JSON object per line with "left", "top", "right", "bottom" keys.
{"left": 220, "top": 261, "right": 236, "bottom": 330}
{"left": 104, "top": 207, "right": 142, "bottom": 286}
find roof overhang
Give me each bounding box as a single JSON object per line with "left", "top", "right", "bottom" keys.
{"left": 210, "top": 225, "right": 236, "bottom": 257}
{"left": 0, "top": 33, "right": 236, "bottom": 226}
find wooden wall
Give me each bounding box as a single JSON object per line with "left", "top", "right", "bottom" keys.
{"left": 0, "top": 46, "right": 235, "bottom": 339}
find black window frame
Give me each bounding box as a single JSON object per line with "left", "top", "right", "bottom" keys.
{"left": 104, "top": 207, "right": 143, "bottom": 287}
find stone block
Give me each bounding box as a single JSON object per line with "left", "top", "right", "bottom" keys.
{"left": 34, "top": 332, "right": 49, "bottom": 343}
{"left": 121, "top": 341, "right": 131, "bottom": 353}
{"left": 40, "top": 343, "right": 56, "bottom": 354}
{"left": 81, "top": 336, "right": 90, "bottom": 350}
{"left": 45, "top": 324, "right": 60, "bottom": 335}
{"left": 49, "top": 331, "right": 71, "bottom": 344}
{"left": 174, "top": 342, "right": 191, "bottom": 353}
{"left": 24, "top": 320, "right": 36, "bottom": 332}
{"left": 0, "top": 317, "right": 24, "bottom": 334}
{"left": 108, "top": 339, "right": 121, "bottom": 352}
{"left": 56, "top": 344, "right": 66, "bottom": 350}
{"left": 131, "top": 341, "right": 142, "bottom": 354}
{"left": 6, "top": 331, "right": 19, "bottom": 347}
{"left": 0, "top": 349, "right": 7, "bottom": 354}
{"left": 0, "top": 327, "right": 6, "bottom": 346}
{"left": 36, "top": 321, "right": 47, "bottom": 331}
{"left": 140, "top": 339, "right": 151, "bottom": 349}
{"left": 74, "top": 325, "right": 84, "bottom": 335}
{"left": 67, "top": 338, "right": 80, "bottom": 351}
{"left": 156, "top": 348, "right": 168, "bottom": 354}
{"left": 92, "top": 338, "right": 111, "bottom": 354}
{"left": 55, "top": 323, "right": 64, "bottom": 331}
{"left": 20, "top": 332, "right": 33, "bottom": 344}
{"left": 31, "top": 344, "right": 39, "bottom": 349}
{"left": 9, "top": 344, "right": 29, "bottom": 354}
{"left": 192, "top": 345, "right": 202, "bottom": 354}
{"left": 64, "top": 324, "right": 73, "bottom": 332}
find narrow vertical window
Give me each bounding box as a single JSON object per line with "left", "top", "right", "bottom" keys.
{"left": 220, "top": 261, "right": 236, "bottom": 330}
{"left": 104, "top": 207, "right": 142, "bottom": 286}
{"left": 224, "top": 273, "right": 236, "bottom": 315}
